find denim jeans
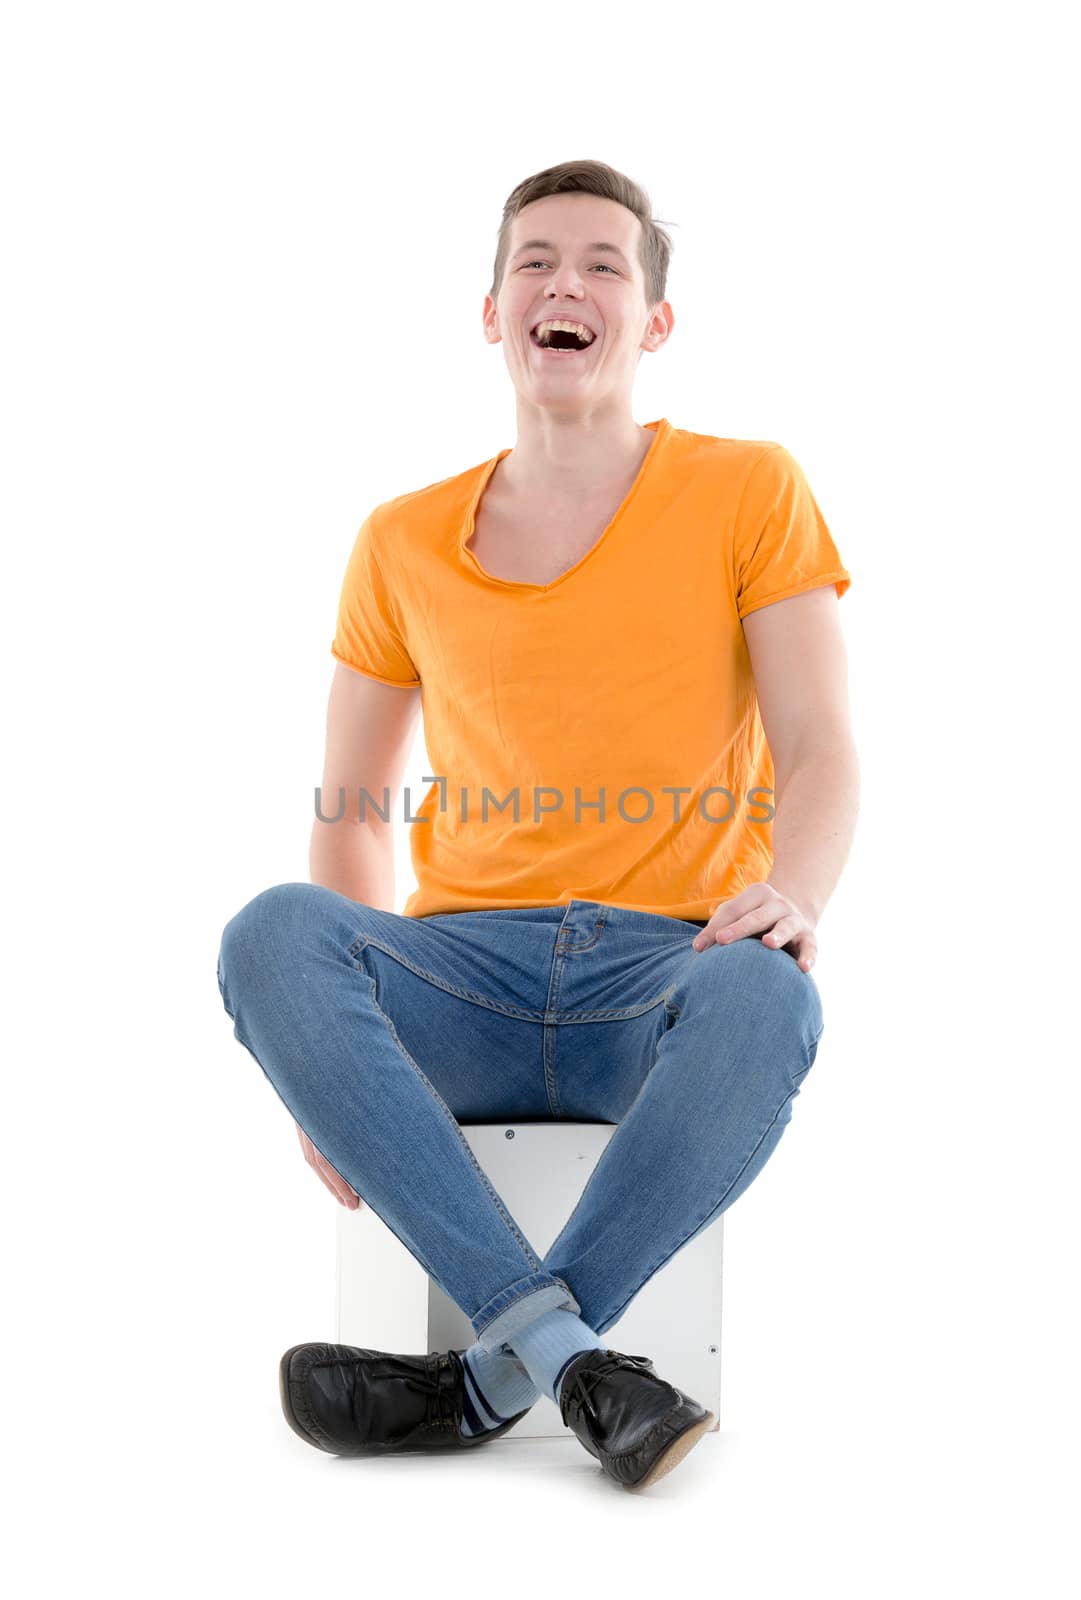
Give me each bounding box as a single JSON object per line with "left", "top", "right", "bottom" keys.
{"left": 216, "top": 884, "right": 824, "bottom": 1354}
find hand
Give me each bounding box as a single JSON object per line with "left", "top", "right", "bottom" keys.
{"left": 296, "top": 1122, "right": 363, "bottom": 1210}
{"left": 691, "top": 882, "right": 817, "bottom": 973}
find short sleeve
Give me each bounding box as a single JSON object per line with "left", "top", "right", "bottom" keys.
{"left": 330, "top": 512, "right": 421, "bottom": 686}
{"left": 733, "top": 445, "right": 852, "bottom": 621}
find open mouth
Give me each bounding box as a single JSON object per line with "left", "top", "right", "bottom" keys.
{"left": 529, "top": 323, "right": 599, "bottom": 357}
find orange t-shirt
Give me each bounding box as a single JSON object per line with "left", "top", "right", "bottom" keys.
{"left": 331, "top": 417, "right": 851, "bottom": 921}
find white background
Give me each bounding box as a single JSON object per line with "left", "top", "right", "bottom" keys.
{"left": 4, "top": 1, "right": 1077, "bottom": 1593}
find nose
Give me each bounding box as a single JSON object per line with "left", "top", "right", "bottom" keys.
{"left": 545, "top": 263, "right": 588, "bottom": 297}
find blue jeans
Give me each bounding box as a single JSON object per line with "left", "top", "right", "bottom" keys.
{"left": 216, "top": 885, "right": 824, "bottom": 1354}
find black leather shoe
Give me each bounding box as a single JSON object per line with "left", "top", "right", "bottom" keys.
{"left": 558, "top": 1348, "right": 715, "bottom": 1491}
{"left": 278, "top": 1343, "right": 532, "bottom": 1456}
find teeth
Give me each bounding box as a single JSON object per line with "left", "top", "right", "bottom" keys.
{"left": 533, "top": 319, "right": 596, "bottom": 346}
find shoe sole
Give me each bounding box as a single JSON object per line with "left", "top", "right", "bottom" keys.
{"left": 622, "top": 1409, "right": 717, "bottom": 1492}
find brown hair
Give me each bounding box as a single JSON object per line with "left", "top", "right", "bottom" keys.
{"left": 490, "top": 159, "right": 676, "bottom": 312}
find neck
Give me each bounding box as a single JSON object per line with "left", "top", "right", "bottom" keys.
{"left": 499, "top": 409, "right": 655, "bottom": 499}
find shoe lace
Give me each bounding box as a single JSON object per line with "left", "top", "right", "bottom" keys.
{"left": 375, "top": 1352, "right": 459, "bottom": 1431}
{"left": 564, "top": 1351, "right": 655, "bottom": 1429}
{"left": 425, "top": 1353, "right": 460, "bottom": 1429}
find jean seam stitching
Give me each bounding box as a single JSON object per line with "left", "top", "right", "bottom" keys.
{"left": 349, "top": 934, "right": 551, "bottom": 1021}
{"left": 593, "top": 1083, "right": 803, "bottom": 1332}
{"left": 352, "top": 941, "right": 668, "bottom": 1020}
{"left": 475, "top": 1280, "right": 567, "bottom": 1336}
{"left": 545, "top": 947, "right": 568, "bottom": 1116}
{"left": 558, "top": 913, "right": 608, "bottom": 954}
{"left": 350, "top": 938, "right": 543, "bottom": 1268}
{"left": 555, "top": 1001, "right": 666, "bottom": 1022}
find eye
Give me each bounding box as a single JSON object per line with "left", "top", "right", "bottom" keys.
{"left": 521, "top": 261, "right": 617, "bottom": 273}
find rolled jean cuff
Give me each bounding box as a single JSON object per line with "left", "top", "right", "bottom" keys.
{"left": 472, "top": 1272, "right": 581, "bottom": 1353}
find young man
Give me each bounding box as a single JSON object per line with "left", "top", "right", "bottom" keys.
{"left": 217, "top": 160, "right": 858, "bottom": 1491}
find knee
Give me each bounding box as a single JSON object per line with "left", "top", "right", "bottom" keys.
{"left": 217, "top": 881, "right": 329, "bottom": 999}
{"left": 685, "top": 934, "right": 823, "bottom": 1048}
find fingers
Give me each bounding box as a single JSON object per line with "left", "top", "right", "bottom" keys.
{"left": 763, "top": 915, "right": 799, "bottom": 948}
{"left": 764, "top": 923, "right": 817, "bottom": 972}
{"left": 336, "top": 1181, "right": 362, "bottom": 1209}
{"left": 320, "top": 1162, "right": 362, "bottom": 1209}
{"left": 317, "top": 1156, "right": 361, "bottom": 1208}
{"left": 693, "top": 914, "right": 759, "bottom": 948}
{"left": 693, "top": 917, "right": 817, "bottom": 971}
{"left": 297, "top": 1123, "right": 363, "bottom": 1208}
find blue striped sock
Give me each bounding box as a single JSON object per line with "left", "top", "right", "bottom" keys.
{"left": 457, "top": 1341, "right": 541, "bottom": 1438}
{"left": 506, "top": 1307, "right": 608, "bottom": 1407}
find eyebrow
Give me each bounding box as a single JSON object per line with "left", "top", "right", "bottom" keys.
{"left": 510, "top": 239, "right": 632, "bottom": 263}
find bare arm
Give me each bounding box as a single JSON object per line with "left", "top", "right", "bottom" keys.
{"left": 742, "top": 585, "right": 859, "bottom": 927}
{"left": 693, "top": 587, "right": 858, "bottom": 970}
{"left": 309, "top": 661, "right": 422, "bottom": 909}
{"left": 301, "top": 661, "right": 421, "bottom": 1208}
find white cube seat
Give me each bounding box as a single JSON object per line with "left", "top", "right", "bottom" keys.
{"left": 336, "top": 1119, "right": 723, "bottom": 1441}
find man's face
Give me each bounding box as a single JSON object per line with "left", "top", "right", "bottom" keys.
{"left": 483, "top": 192, "right": 672, "bottom": 411}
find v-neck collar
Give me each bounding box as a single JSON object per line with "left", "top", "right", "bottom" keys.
{"left": 459, "top": 417, "right": 671, "bottom": 594}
